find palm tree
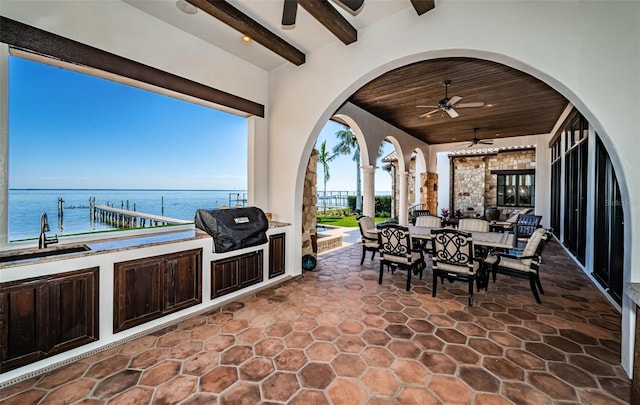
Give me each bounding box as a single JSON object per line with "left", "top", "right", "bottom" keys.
{"left": 333, "top": 126, "right": 361, "bottom": 212}
{"left": 318, "top": 140, "right": 337, "bottom": 214}
{"left": 333, "top": 126, "right": 384, "bottom": 213}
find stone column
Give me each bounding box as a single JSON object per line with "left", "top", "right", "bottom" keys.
{"left": 399, "top": 171, "right": 409, "bottom": 226}
{"left": 362, "top": 165, "right": 376, "bottom": 219}
{"left": 302, "top": 149, "right": 318, "bottom": 257}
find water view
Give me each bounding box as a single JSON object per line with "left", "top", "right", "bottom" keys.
{"left": 8, "top": 189, "right": 247, "bottom": 241}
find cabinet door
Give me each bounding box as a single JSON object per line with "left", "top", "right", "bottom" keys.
{"left": 1, "top": 280, "right": 49, "bottom": 371}
{"left": 1, "top": 267, "right": 99, "bottom": 372}
{"left": 114, "top": 257, "right": 163, "bottom": 333}
{"left": 240, "top": 251, "right": 263, "bottom": 288}
{"left": 164, "top": 249, "right": 202, "bottom": 314}
{"left": 211, "top": 250, "right": 263, "bottom": 298}
{"left": 211, "top": 257, "right": 240, "bottom": 299}
{"left": 46, "top": 268, "right": 99, "bottom": 355}
{"left": 269, "top": 233, "right": 286, "bottom": 279}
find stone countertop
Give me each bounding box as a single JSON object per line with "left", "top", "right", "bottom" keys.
{"left": 1, "top": 223, "right": 292, "bottom": 268}
{"left": 626, "top": 283, "right": 640, "bottom": 307}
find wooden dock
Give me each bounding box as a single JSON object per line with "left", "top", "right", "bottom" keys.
{"left": 93, "top": 205, "right": 191, "bottom": 229}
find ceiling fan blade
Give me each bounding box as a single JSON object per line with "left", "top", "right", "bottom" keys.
{"left": 282, "top": 0, "right": 298, "bottom": 26}
{"left": 479, "top": 140, "right": 494, "bottom": 144}
{"left": 333, "top": 0, "right": 365, "bottom": 13}
{"left": 448, "top": 95, "right": 462, "bottom": 106}
{"left": 455, "top": 102, "right": 485, "bottom": 108}
{"left": 446, "top": 108, "right": 459, "bottom": 118}
{"left": 419, "top": 109, "right": 440, "bottom": 118}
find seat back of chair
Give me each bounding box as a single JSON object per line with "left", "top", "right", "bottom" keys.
{"left": 458, "top": 218, "right": 489, "bottom": 232}
{"left": 415, "top": 215, "right": 442, "bottom": 228}
{"left": 430, "top": 229, "right": 475, "bottom": 273}
{"left": 513, "top": 214, "right": 542, "bottom": 240}
{"left": 358, "top": 216, "right": 377, "bottom": 241}
{"left": 519, "top": 228, "right": 547, "bottom": 266}
{"left": 505, "top": 208, "right": 533, "bottom": 223}
{"left": 378, "top": 224, "right": 412, "bottom": 263}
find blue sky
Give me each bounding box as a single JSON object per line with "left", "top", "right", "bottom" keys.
{"left": 9, "top": 56, "right": 391, "bottom": 192}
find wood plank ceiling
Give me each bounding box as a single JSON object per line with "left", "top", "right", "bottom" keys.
{"left": 348, "top": 57, "right": 569, "bottom": 145}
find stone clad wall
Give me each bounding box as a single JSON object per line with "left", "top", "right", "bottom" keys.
{"left": 302, "top": 149, "right": 318, "bottom": 257}
{"left": 451, "top": 150, "right": 536, "bottom": 219}
{"left": 425, "top": 172, "right": 438, "bottom": 215}
{"left": 452, "top": 156, "right": 486, "bottom": 216}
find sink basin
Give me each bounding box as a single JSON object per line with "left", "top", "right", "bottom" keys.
{"left": 0, "top": 245, "right": 91, "bottom": 263}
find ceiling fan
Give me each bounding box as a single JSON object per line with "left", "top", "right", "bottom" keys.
{"left": 468, "top": 128, "right": 494, "bottom": 147}
{"left": 282, "top": 0, "right": 365, "bottom": 26}
{"left": 418, "top": 80, "right": 485, "bottom": 119}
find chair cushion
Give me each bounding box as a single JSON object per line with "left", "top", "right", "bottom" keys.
{"left": 486, "top": 255, "right": 533, "bottom": 272}
{"left": 363, "top": 239, "right": 378, "bottom": 248}
{"left": 415, "top": 215, "right": 442, "bottom": 228}
{"left": 383, "top": 250, "right": 422, "bottom": 265}
{"left": 434, "top": 260, "right": 479, "bottom": 274}
{"left": 458, "top": 219, "right": 490, "bottom": 232}
{"left": 520, "top": 228, "right": 546, "bottom": 265}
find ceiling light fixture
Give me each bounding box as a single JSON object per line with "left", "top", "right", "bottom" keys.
{"left": 176, "top": 0, "right": 198, "bottom": 15}
{"left": 241, "top": 35, "right": 253, "bottom": 44}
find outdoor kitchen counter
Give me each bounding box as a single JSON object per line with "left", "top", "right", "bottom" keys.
{"left": 0, "top": 221, "right": 290, "bottom": 269}
{"left": 0, "top": 222, "right": 293, "bottom": 386}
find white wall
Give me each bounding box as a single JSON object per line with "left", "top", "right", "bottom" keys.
{"left": 0, "top": 1, "right": 268, "bottom": 105}
{"left": 266, "top": 1, "right": 639, "bottom": 374}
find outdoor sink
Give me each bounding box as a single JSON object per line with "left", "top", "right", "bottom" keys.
{"left": 0, "top": 244, "right": 91, "bottom": 263}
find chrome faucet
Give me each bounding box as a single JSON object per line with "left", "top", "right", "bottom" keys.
{"left": 39, "top": 212, "right": 58, "bottom": 249}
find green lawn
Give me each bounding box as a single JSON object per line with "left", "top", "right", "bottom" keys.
{"left": 317, "top": 216, "right": 389, "bottom": 228}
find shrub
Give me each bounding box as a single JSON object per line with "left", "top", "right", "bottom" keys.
{"left": 375, "top": 195, "right": 392, "bottom": 216}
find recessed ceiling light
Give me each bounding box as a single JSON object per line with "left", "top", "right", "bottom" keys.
{"left": 241, "top": 35, "right": 253, "bottom": 44}
{"left": 495, "top": 133, "right": 501, "bottom": 136}
{"left": 176, "top": 0, "right": 198, "bottom": 15}
{"left": 485, "top": 103, "right": 495, "bottom": 108}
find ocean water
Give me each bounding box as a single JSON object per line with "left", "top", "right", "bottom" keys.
{"left": 7, "top": 189, "right": 247, "bottom": 241}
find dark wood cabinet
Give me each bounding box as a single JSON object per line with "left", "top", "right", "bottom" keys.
{"left": 164, "top": 250, "right": 202, "bottom": 313}
{"left": 269, "top": 233, "right": 286, "bottom": 279}
{"left": 211, "top": 250, "right": 263, "bottom": 298}
{"left": 1, "top": 267, "right": 99, "bottom": 372}
{"left": 114, "top": 248, "right": 201, "bottom": 333}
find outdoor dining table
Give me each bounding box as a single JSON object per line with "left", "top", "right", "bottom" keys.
{"left": 407, "top": 225, "right": 514, "bottom": 250}
{"left": 369, "top": 225, "right": 515, "bottom": 290}
{"left": 368, "top": 225, "right": 514, "bottom": 250}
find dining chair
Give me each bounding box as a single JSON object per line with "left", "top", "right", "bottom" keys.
{"left": 430, "top": 228, "right": 483, "bottom": 306}
{"left": 484, "top": 228, "right": 551, "bottom": 303}
{"left": 512, "top": 214, "right": 542, "bottom": 248}
{"left": 411, "top": 209, "right": 431, "bottom": 224}
{"left": 491, "top": 208, "right": 533, "bottom": 232}
{"left": 357, "top": 215, "right": 379, "bottom": 265}
{"left": 377, "top": 224, "right": 426, "bottom": 291}
{"left": 458, "top": 218, "right": 490, "bottom": 232}
{"left": 415, "top": 215, "right": 442, "bottom": 228}
{"left": 414, "top": 215, "right": 442, "bottom": 254}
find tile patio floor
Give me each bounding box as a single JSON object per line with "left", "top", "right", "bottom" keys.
{"left": 0, "top": 239, "right": 631, "bottom": 404}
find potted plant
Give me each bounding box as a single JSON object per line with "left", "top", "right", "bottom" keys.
{"left": 440, "top": 208, "right": 449, "bottom": 220}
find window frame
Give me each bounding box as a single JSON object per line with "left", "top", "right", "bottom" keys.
{"left": 492, "top": 169, "right": 536, "bottom": 208}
